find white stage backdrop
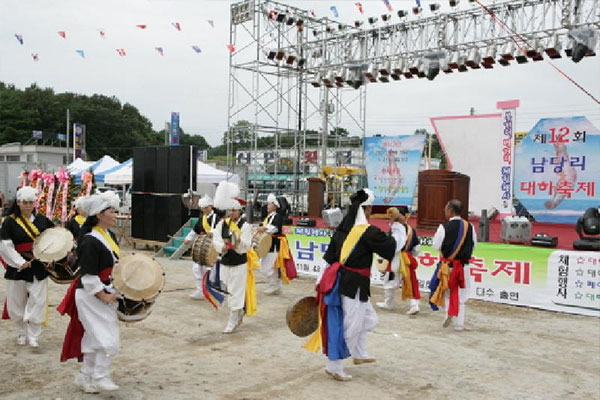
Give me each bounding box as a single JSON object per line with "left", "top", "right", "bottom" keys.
{"left": 430, "top": 114, "right": 513, "bottom": 216}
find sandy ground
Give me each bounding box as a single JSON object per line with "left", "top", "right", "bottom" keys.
{"left": 1, "top": 248, "right": 599, "bottom": 400}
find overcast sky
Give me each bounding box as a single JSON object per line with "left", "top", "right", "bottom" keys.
{"left": 1, "top": 0, "right": 599, "bottom": 148}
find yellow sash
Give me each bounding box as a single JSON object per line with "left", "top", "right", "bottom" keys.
{"left": 399, "top": 225, "right": 414, "bottom": 300}
{"left": 276, "top": 236, "right": 292, "bottom": 285}
{"left": 11, "top": 214, "right": 40, "bottom": 240}
{"left": 430, "top": 219, "right": 469, "bottom": 308}
{"left": 74, "top": 215, "right": 86, "bottom": 227}
{"left": 226, "top": 218, "right": 258, "bottom": 316}
{"left": 93, "top": 227, "right": 120, "bottom": 258}
{"left": 340, "top": 224, "right": 370, "bottom": 265}
{"left": 202, "top": 214, "right": 212, "bottom": 233}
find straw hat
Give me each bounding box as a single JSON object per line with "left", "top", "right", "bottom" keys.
{"left": 112, "top": 253, "right": 165, "bottom": 301}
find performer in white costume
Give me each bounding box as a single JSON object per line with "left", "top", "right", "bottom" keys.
{"left": 258, "top": 194, "right": 285, "bottom": 295}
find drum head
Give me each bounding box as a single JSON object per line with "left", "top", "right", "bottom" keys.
{"left": 286, "top": 296, "right": 319, "bottom": 337}
{"left": 112, "top": 253, "right": 165, "bottom": 301}
{"left": 33, "top": 227, "right": 73, "bottom": 262}
{"left": 253, "top": 231, "right": 272, "bottom": 259}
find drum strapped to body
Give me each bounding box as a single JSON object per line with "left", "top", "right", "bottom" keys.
{"left": 33, "top": 227, "right": 79, "bottom": 284}
{"left": 286, "top": 296, "right": 319, "bottom": 337}
{"left": 252, "top": 229, "right": 272, "bottom": 259}
{"left": 112, "top": 253, "right": 165, "bottom": 322}
{"left": 192, "top": 234, "right": 218, "bottom": 267}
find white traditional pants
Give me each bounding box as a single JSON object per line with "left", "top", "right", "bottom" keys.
{"left": 260, "top": 252, "right": 281, "bottom": 291}
{"left": 6, "top": 277, "right": 47, "bottom": 340}
{"left": 326, "top": 289, "right": 378, "bottom": 374}
{"left": 220, "top": 263, "right": 248, "bottom": 311}
{"left": 192, "top": 263, "right": 208, "bottom": 291}
{"left": 81, "top": 349, "right": 115, "bottom": 381}
{"left": 443, "top": 264, "right": 471, "bottom": 328}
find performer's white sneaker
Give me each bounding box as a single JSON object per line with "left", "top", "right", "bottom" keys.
{"left": 189, "top": 289, "right": 204, "bottom": 300}
{"left": 28, "top": 338, "right": 39, "bottom": 348}
{"left": 375, "top": 301, "right": 393, "bottom": 310}
{"left": 406, "top": 306, "right": 420, "bottom": 315}
{"left": 74, "top": 372, "right": 91, "bottom": 389}
{"left": 94, "top": 377, "right": 119, "bottom": 391}
{"left": 16, "top": 335, "right": 27, "bottom": 346}
{"left": 443, "top": 315, "right": 453, "bottom": 328}
{"left": 325, "top": 369, "right": 352, "bottom": 382}
{"left": 83, "top": 383, "right": 99, "bottom": 394}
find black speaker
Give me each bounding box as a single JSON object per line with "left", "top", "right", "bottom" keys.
{"left": 155, "top": 147, "right": 170, "bottom": 194}
{"left": 153, "top": 196, "right": 170, "bottom": 241}
{"left": 167, "top": 195, "right": 187, "bottom": 238}
{"left": 168, "top": 146, "right": 197, "bottom": 193}
{"left": 143, "top": 195, "right": 156, "bottom": 240}
{"left": 143, "top": 147, "right": 157, "bottom": 193}
{"left": 131, "top": 194, "right": 145, "bottom": 239}
{"left": 132, "top": 148, "right": 145, "bottom": 192}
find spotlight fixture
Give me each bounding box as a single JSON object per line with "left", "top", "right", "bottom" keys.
{"left": 364, "top": 64, "right": 378, "bottom": 82}
{"left": 351, "top": 78, "right": 363, "bottom": 90}
{"left": 275, "top": 49, "right": 285, "bottom": 61}
{"left": 515, "top": 49, "right": 528, "bottom": 64}
{"left": 378, "top": 60, "right": 392, "bottom": 82}
{"left": 568, "top": 27, "right": 598, "bottom": 63}
{"left": 354, "top": 21, "right": 363, "bottom": 28}
{"left": 313, "top": 29, "right": 321, "bottom": 37}
{"left": 297, "top": 58, "right": 306, "bottom": 68}
{"left": 310, "top": 72, "right": 322, "bottom": 87}
{"left": 412, "top": 6, "right": 422, "bottom": 15}
{"left": 286, "top": 16, "right": 295, "bottom": 25}
{"left": 344, "top": 68, "right": 356, "bottom": 85}
{"left": 448, "top": 52, "right": 460, "bottom": 69}
{"left": 322, "top": 71, "right": 335, "bottom": 87}
{"left": 286, "top": 53, "right": 296, "bottom": 65}
{"left": 423, "top": 51, "right": 446, "bottom": 81}
{"left": 482, "top": 45, "right": 497, "bottom": 64}
{"left": 545, "top": 34, "right": 562, "bottom": 59}
{"left": 266, "top": 49, "right": 276, "bottom": 60}
{"left": 276, "top": 12, "right": 286, "bottom": 23}
{"left": 429, "top": 3, "right": 441, "bottom": 12}
{"left": 465, "top": 48, "right": 481, "bottom": 69}
{"left": 368, "top": 16, "right": 378, "bottom": 25}
{"left": 381, "top": 14, "right": 391, "bottom": 22}
{"left": 449, "top": 0, "right": 459, "bottom": 7}
{"left": 499, "top": 42, "right": 515, "bottom": 62}
{"left": 334, "top": 67, "right": 346, "bottom": 83}
{"left": 397, "top": 10, "right": 408, "bottom": 18}
{"left": 457, "top": 56, "right": 468, "bottom": 72}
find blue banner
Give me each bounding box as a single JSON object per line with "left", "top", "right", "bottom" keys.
{"left": 170, "top": 112, "right": 180, "bottom": 146}
{"left": 364, "top": 135, "right": 425, "bottom": 208}
{"left": 73, "top": 123, "right": 84, "bottom": 159}
{"left": 514, "top": 116, "right": 599, "bottom": 223}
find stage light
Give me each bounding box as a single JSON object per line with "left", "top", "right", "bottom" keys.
{"left": 429, "top": 3, "right": 441, "bottom": 12}
{"left": 351, "top": 78, "right": 363, "bottom": 90}
{"left": 364, "top": 64, "right": 379, "bottom": 82}
{"left": 368, "top": 16, "right": 378, "bottom": 25}
{"left": 482, "top": 45, "right": 496, "bottom": 64}
{"left": 334, "top": 67, "right": 346, "bottom": 83}
{"left": 449, "top": 0, "right": 459, "bottom": 7}
{"left": 545, "top": 34, "right": 562, "bottom": 59}
{"left": 344, "top": 68, "right": 356, "bottom": 85}
{"left": 275, "top": 49, "right": 285, "bottom": 61}
{"left": 397, "top": 10, "right": 408, "bottom": 18}
{"left": 276, "top": 12, "right": 286, "bottom": 23}
{"left": 326, "top": 25, "right": 336, "bottom": 34}
{"left": 310, "top": 72, "right": 322, "bottom": 87}
{"left": 390, "top": 59, "right": 404, "bottom": 80}
{"left": 378, "top": 60, "right": 392, "bottom": 82}
{"left": 322, "top": 71, "right": 335, "bottom": 87}
{"left": 423, "top": 51, "right": 446, "bottom": 81}
{"left": 525, "top": 39, "right": 544, "bottom": 61}
{"left": 354, "top": 21, "right": 363, "bottom": 28}
{"left": 568, "top": 27, "right": 598, "bottom": 63}
{"left": 408, "top": 59, "right": 421, "bottom": 75}
{"left": 457, "top": 56, "right": 468, "bottom": 72}
{"left": 267, "top": 49, "right": 276, "bottom": 60}
{"left": 286, "top": 17, "right": 295, "bottom": 26}
{"left": 381, "top": 14, "right": 391, "bottom": 22}
{"left": 286, "top": 53, "right": 296, "bottom": 65}
{"left": 515, "top": 48, "right": 528, "bottom": 64}
{"left": 313, "top": 29, "right": 321, "bottom": 37}
{"left": 448, "top": 52, "right": 460, "bottom": 69}
{"left": 500, "top": 42, "right": 515, "bottom": 61}
{"left": 297, "top": 58, "right": 306, "bottom": 68}
{"left": 412, "top": 7, "right": 422, "bottom": 15}
{"left": 465, "top": 48, "right": 481, "bottom": 68}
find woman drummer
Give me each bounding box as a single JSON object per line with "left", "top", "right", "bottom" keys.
{"left": 65, "top": 196, "right": 89, "bottom": 240}
{"left": 58, "top": 191, "right": 121, "bottom": 393}
{"left": 0, "top": 186, "right": 54, "bottom": 348}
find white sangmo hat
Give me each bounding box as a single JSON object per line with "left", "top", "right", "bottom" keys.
{"left": 266, "top": 193, "right": 280, "bottom": 208}
{"left": 16, "top": 186, "right": 38, "bottom": 202}
{"left": 214, "top": 181, "right": 242, "bottom": 210}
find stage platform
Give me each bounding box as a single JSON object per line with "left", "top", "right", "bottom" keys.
{"left": 290, "top": 215, "right": 580, "bottom": 251}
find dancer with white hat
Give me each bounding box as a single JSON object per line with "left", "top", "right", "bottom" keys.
{"left": 257, "top": 193, "right": 285, "bottom": 295}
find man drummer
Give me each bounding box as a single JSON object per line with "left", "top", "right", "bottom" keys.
{"left": 212, "top": 181, "right": 253, "bottom": 333}
{"left": 184, "top": 195, "right": 219, "bottom": 300}
{"left": 376, "top": 206, "right": 421, "bottom": 314}
{"left": 58, "top": 191, "right": 122, "bottom": 393}
{"left": 0, "top": 186, "right": 54, "bottom": 348}
{"left": 257, "top": 193, "right": 284, "bottom": 295}
{"left": 65, "top": 197, "right": 88, "bottom": 239}
{"left": 316, "top": 188, "right": 399, "bottom": 381}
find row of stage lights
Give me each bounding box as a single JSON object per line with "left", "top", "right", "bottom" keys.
{"left": 260, "top": 26, "right": 597, "bottom": 87}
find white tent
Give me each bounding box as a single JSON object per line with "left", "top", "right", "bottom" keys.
{"left": 197, "top": 161, "right": 240, "bottom": 184}
{"left": 66, "top": 157, "right": 95, "bottom": 174}
{"left": 101, "top": 159, "right": 133, "bottom": 185}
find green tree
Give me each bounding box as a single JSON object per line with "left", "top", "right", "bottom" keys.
{"left": 414, "top": 128, "right": 446, "bottom": 169}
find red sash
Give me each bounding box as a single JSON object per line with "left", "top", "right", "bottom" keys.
{"left": 440, "top": 258, "right": 465, "bottom": 316}
{"left": 58, "top": 267, "right": 112, "bottom": 362}
{"left": 404, "top": 251, "right": 421, "bottom": 300}
{"left": 2, "top": 242, "right": 35, "bottom": 320}
{"left": 341, "top": 265, "right": 371, "bottom": 278}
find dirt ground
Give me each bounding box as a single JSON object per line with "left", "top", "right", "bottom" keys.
{"left": 1, "top": 248, "right": 599, "bottom": 400}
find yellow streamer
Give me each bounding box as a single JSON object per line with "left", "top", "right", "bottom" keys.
{"left": 303, "top": 304, "right": 322, "bottom": 353}
{"left": 276, "top": 236, "right": 292, "bottom": 285}
{"left": 245, "top": 249, "right": 259, "bottom": 316}
{"left": 400, "top": 252, "right": 413, "bottom": 300}
{"left": 74, "top": 215, "right": 86, "bottom": 227}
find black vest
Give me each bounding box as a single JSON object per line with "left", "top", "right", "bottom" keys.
{"left": 402, "top": 225, "right": 420, "bottom": 252}
{"left": 440, "top": 219, "right": 474, "bottom": 264}
{"left": 221, "top": 218, "right": 247, "bottom": 266}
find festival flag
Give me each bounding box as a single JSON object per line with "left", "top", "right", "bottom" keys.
{"left": 227, "top": 44, "right": 235, "bottom": 53}
{"left": 155, "top": 47, "right": 164, "bottom": 56}
{"left": 207, "top": 20, "right": 215, "bottom": 28}
{"left": 136, "top": 24, "right": 147, "bottom": 29}
{"left": 57, "top": 31, "right": 66, "bottom": 39}
{"left": 14, "top": 34, "right": 24, "bottom": 45}
{"left": 416, "top": 0, "right": 421, "bottom": 7}
{"left": 32, "top": 53, "right": 39, "bottom": 61}
{"left": 172, "top": 22, "right": 182, "bottom": 31}
{"left": 269, "top": 10, "right": 277, "bottom": 20}
{"left": 75, "top": 50, "right": 85, "bottom": 58}
{"left": 330, "top": 6, "right": 339, "bottom": 18}
{"left": 99, "top": 29, "right": 106, "bottom": 38}
{"left": 116, "top": 48, "right": 126, "bottom": 56}
{"left": 191, "top": 45, "right": 202, "bottom": 53}
{"left": 383, "top": 0, "right": 393, "bottom": 12}
{"left": 355, "top": 2, "right": 364, "bottom": 14}
{"left": 201, "top": 269, "right": 226, "bottom": 310}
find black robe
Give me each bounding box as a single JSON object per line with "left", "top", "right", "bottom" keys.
{"left": 193, "top": 212, "right": 218, "bottom": 235}
{"left": 262, "top": 212, "right": 283, "bottom": 252}
{"left": 76, "top": 230, "right": 119, "bottom": 288}
{"left": 1, "top": 214, "right": 54, "bottom": 282}
{"left": 65, "top": 217, "right": 83, "bottom": 240}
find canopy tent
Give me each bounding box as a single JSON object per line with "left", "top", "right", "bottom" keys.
{"left": 73, "top": 155, "right": 120, "bottom": 183}
{"left": 197, "top": 161, "right": 240, "bottom": 185}
{"left": 99, "top": 159, "right": 132, "bottom": 185}
{"left": 66, "top": 157, "right": 95, "bottom": 174}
